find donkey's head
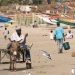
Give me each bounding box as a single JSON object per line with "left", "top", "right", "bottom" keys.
{"left": 10, "top": 41, "right": 20, "bottom": 56}
{"left": 7, "top": 40, "right": 20, "bottom": 55}
{"left": 8, "top": 38, "right": 20, "bottom": 55}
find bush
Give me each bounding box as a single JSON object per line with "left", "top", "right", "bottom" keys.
{"left": 33, "top": 0, "right": 43, "bottom": 5}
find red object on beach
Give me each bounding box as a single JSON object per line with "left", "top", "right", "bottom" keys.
{"left": 49, "top": 15, "right": 60, "bottom": 19}
{"left": 22, "top": 11, "right": 26, "bottom": 14}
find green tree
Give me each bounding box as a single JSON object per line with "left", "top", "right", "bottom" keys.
{"left": 0, "top": 0, "right": 58, "bottom": 6}
{"left": 33, "top": 0, "right": 43, "bottom": 5}
{"left": 0, "top": 0, "right": 3, "bottom": 6}
{"left": 0, "top": 0, "right": 20, "bottom": 6}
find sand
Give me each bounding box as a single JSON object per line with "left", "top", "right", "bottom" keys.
{"left": 0, "top": 24, "right": 75, "bottom": 75}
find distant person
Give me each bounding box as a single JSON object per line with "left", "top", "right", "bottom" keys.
{"left": 4, "top": 24, "right": 7, "bottom": 28}
{"left": 54, "top": 22, "right": 65, "bottom": 53}
{"left": 65, "top": 30, "right": 73, "bottom": 39}
{"left": 47, "top": 0, "right": 51, "bottom": 4}
{"left": 11, "top": 22, "right": 13, "bottom": 25}
{"left": 29, "top": 0, "right": 33, "bottom": 4}
{"left": 50, "top": 30, "right": 54, "bottom": 40}
{"left": 33, "top": 20, "right": 37, "bottom": 28}
{"left": 3, "top": 28, "right": 9, "bottom": 40}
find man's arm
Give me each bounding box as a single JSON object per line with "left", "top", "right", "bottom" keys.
{"left": 21, "top": 37, "right": 26, "bottom": 44}
{"left": 72, "top": 35, "right": 73, "bottom": 38}
{"left": 54, "top": 35, "right": 56, "bottom": 42}
{"left": 71, "top": 33, "right": 73, "bottom": 38}
{"left": 63, "top": 33, "right": 65, "bottom": 41}
{"left": 54, "top": 29, "right": 56, "bottom": 42}
{"left": 21, "top": 33, "right": 28, "bottom": 44}
{"left": 62, "top": 28, "right": 65, "bottom": 41}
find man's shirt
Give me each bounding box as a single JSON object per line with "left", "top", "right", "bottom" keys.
{"left": 66, "top": 32, "right": 73, "bottom": 38}
{"left": 54, "top": 27, "right": 64, "bottom": 39}
{"left": 4, "top": 30, "right": 9, "bottom": 36}
{"left": 10, "top": 32, "right": 24, "bottom": 43}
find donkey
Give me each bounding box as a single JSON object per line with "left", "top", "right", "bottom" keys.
{"left": 9, "top": 42, "right": 33, "bottom": 70}
{"left": 9, "top": 41, "right": 20, "bottom": 71}
{"left": 8, "top": 38, "right": 33, "bottom": 71}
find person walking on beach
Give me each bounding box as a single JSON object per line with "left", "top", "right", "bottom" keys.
{"left": 54, "top": 22, "right": 65, "bottom": 53}
{"left": 50, "top": 30, "right": 54, "bottom": 40}
{"left": 3, "top": 27, "right": 9, "bottom": 40}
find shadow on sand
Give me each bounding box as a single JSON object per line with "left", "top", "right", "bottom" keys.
{"left": 0, "top": 67, "right": 33, "bottom": 71}
{"left": 3, "top": 67, "right": 27, "bottom": 71}
{"left": 0, "top": 61, "right": 25, "bottom": 64}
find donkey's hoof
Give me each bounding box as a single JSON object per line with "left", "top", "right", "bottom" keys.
{"left": 14, "top": 70, "right": 17, "bottom": 72}
{"left": 9, "top": 67, "right": 11, "bottom": 70}
{"left": 10, "top": 70, "right": 13, "bottom": 72}
{"left": 14, "top": 68, "right": 17, "bottom": 72}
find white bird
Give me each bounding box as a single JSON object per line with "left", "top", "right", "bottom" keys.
{"left": 26, "top": 72, "right": 31, "bottom": 75}
{"left": 28, "top": 72, "right": 31, "bottom": 75}
{"left": 40, "top": 50, "right": 52, "bottom": 59}
{"left": 71, "top": 68, "right": 75, "bottom": 74}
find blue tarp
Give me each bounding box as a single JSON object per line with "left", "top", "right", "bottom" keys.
{"left": 0, "top": 16, "right": 12, "bottom": 22}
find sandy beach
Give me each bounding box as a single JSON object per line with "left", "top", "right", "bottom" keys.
{"left": 0, "top": 24, "right": 75, "bottom": 75}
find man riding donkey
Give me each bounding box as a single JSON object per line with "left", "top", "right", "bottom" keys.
{"left": 7, "top": 26, "right": 33, "bottom": 71}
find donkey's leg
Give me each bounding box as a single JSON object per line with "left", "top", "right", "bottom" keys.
{"left": 9, "top": 55, "right": 12, "bottom": 70}
{"left": 10, "top": 56, "right": 13, "bottom": 71}
{"left": 13, "top": 56, "right": 17, "bottom": 71}
{"left": 12, "top": 60, "right": 15, "bottom": 71}
{"left": 11, "top": 58, "right": 14, "bottom": 71}
{"left": 11, "top": 58, "right": 13, "bottom": 71}
{"left": 9, "top": 55, "right": 11, "bottom": 70}
{"left": 14, "top": 61, "right": 16, "bottom": 71}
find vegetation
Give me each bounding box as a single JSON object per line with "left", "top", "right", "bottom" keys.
{"left": 0, "top": 0, "right": 58, "bottom": 6}
{"left": 33, "top": 0, "right": 43, "bottom": 5}
{"left": 0, "top": 0, "right": 19, "bottom": 6}
{"left": 0, "top": 0, "right": 58, "bottom": 12}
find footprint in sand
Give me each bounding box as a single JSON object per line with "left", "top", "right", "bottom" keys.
{"left": 38, "top": 61, "right": 40, "bottom": 63}
{"left": 51, "top": 65, "right": 54, "bottom": 67}
{"left": 44, "top": 61, "right": 46, "bottom": 63}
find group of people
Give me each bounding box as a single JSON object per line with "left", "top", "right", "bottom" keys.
{"left": 50, "top": 24, "right": 73, "bottom": 40}
{"left": 49, "top": 22, "right": 73, "bottom": 53}
{"left": 3, "top": 22, "right": 73, "bottom": 60}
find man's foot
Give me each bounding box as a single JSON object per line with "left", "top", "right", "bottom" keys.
{"left": 58, "top": 52, "right": 60, "bottom": 54}
{"left": 60, "top": 51, "right": 63, "bottom": 53}
{"left": 58, "top": 51, "right": 63, "bottom": 54}
{"left": 60, "top": 49, "right": 63, "bottom": 53}
{"left": 14, "top": 68, "right": 17, "bottom": 72}
{"left": 26, "top": 58, "right": 31, "bottom": 60}
{"left": 26, "top": 60, "right": 31, "bottom": 63}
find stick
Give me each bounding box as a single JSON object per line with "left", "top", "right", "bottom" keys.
{"left": 0, "top": 52, "right": 7, "bottom": 61}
